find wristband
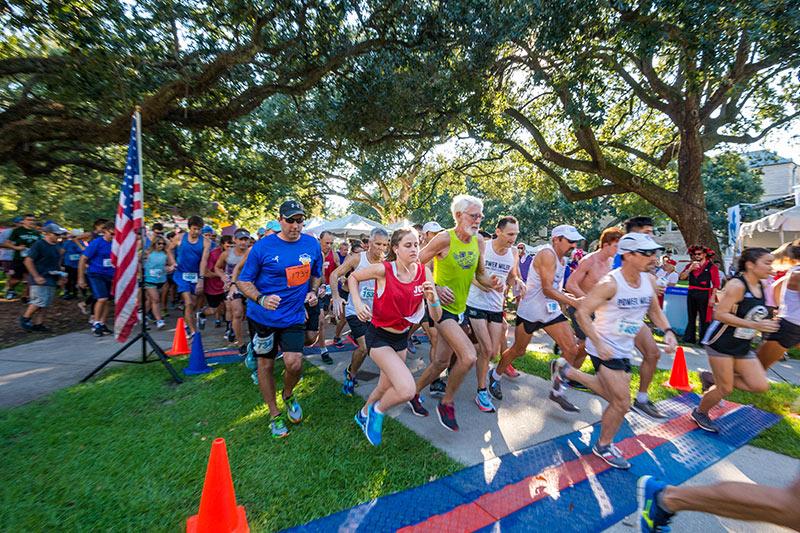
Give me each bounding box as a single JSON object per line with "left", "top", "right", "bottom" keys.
{"left": 430, "top": 300, "right": 441, "bottom": 307}
{"left": 664, "top": 328, "right": 676, "bottom": 337}
{"left": 257, "top": 294, "right": 267, "bottom": 307}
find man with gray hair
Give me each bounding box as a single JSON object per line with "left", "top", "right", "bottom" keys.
{"left": 408, "top": 194, "right": 502, "bottom": 432}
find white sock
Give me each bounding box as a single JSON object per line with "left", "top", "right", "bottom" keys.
{"left": 492, "top": 369, "right": 503, "bottom": 381}
{"left": 360, "top": 406, "right": 368, "bottom": 417}
{"left": 637, "top": 392, "right": 649, "bottom": 403}
{"left": 374, "top": 402, "right": 384, "bottom": 415}
{"left": 552, "top": 386, "right": 564, "bottom": 397}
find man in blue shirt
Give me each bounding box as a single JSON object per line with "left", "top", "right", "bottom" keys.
{"left": 237, "top": 200, "right": 322, "bottom": 439}
{"left": 78, "top": 221, "right": 116, "bottom": 337}
{"left": 168, "top": 216, "right": 211, "bottom": 336}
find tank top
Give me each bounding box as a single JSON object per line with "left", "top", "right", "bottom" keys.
{"left": 585, "top": 269, "right": 654, "bottom": 360}
{"left": 466, "top": 242, "right": 514, "bottom": 312}
{"left": 433, "top": 229, "right": 479, "bottom": 314}
{"left": 345, "top": 252, "right": 377, "bottom": 317}
{"left": 688, "top": 261, "right": 713, "bottom": 291}
{"left": 323, "top": 250, "right": 336, "bottom": 285}
{"left": 703, "top": 275, "right": 768, "bottom": 355}
{"left": 204, "top": 247, "right": 224, "bottom": 295}
{"left": 144, "top": 251, "right": 167, "bottom": 284}
{"left": 517, "top": 245, "right": 566, "bottom": 323}
{"left": 779, "top": 266, "right": 800, "bottom": 326}
{"left": 225, "top": 248, "right": 245, "bottom": 276}
{"left": 176, "top": 233, "right": 203, "bottom": 274}
{"left": 372, "top": 261, "right": 426, "bottom": 331}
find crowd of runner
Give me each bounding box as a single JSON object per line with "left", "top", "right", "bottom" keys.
{"left": 4, "top": 197, "right": 800, "bottom": 531}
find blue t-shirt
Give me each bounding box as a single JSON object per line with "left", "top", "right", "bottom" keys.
{"left": 83, "top": 237, "right": 114, "bottom": 277}
{"left": 144, "top": 251, "right": 168, "bottom": 284}
{"left": 63, "top": 240, "right": 83, "bottom": 268}
{"left": 239, "top": 233, "right": 323, "bottom": 328}
{"left": 176, "top": 234, "right": 204, "bottom": 274}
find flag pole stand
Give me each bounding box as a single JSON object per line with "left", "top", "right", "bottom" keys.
{"left": 81, "top": 109, "right": 182, "bottom": 384}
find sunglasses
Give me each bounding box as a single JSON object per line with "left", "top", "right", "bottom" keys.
{"left": 156, "top": 242, "right": 166, "bottom": 246}
{"left": 284, "top": 216, "right": 305, "bottom": 224}
{"left": 633, "top": 249, "right": 659, "bottom": 257}
{"left": 464, "top": 212, "right": 484, "bottom": 221}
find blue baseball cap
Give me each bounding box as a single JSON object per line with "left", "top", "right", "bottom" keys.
{"left": 12, "top": 216, "right": 23, "bottom": 224}
{"left": 265, "top": 220, "right": 281, "bottom": 232}
{"left": 201, "top": 225, "right": 215, "bottom": 235}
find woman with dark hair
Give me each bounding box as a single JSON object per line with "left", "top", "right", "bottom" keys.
{"left": 692, "top": 248, "right": 778, "bottom": 433}
{"left": 679, "top": 245, "right": 721, "bottom": 344}
{"left": 348, "top": 227, "right": 442, "bottom": 446}
{"left": 758, "top": 240, "right": 800, "bottom": 369}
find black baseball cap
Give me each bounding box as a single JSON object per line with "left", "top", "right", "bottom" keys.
{"left": 279, "top": 200, "right": 305, "bottom": 218}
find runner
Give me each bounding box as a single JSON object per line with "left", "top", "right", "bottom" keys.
{"left": 308, "top": 231, "right": 339, "bottom": 364}
{"left": 20, "top": 223, "right": 67, "bottom": 332}
{"left": 196, "top": 235, "right": 231, "bottom": 331}
{"left": 350, "top": 227, "right": 441, "bottom": 445}
{"left": 555, "top": 233, "right": 677, "bottom": 469}
{"left": 758, "top": 241, "right": 800, "bottom": 369}
{"left": 217, "top": 229, "right": 250, "bottom": 350}
{"left": 78, "top": 221, "right": 116, "bottom": 337}
{"left": 168, "top": 216, "right": 211, "bottom": 336}
{"left": 408, "top": 195, "right": 502, "bottom": 431}
{"left": 330, "top": 227, "right": 389, "bottom": 396}
{"left": 564, "top": 227, "right": 624, "bottom": 372}
{"left": 143, "top": 235, "right": 174, "bottom": 329}
{"left": 3, "top": 213, "right": 40, "bottom": 300}
{"left": 637, "top": 473, "right": 800, "bottom": 532}
{"left": 466, "top": 216, "right": 525, "bottom": 413}
{"left": 488, "top": 225, "right": 585, "bottom": 413}
{"left": 693, "top": 248, "right": 777, "bottom": 433}
{"left": 62, "top": 230, "right": 85, "bottom": 300}
{"left": 236, "top": 200, "right": 322, "bottom": 438}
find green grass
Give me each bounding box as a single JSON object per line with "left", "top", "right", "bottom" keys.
{"left": 0, "top": 359, "right": 461, "bottom": 531}
{"left": 512, "top": 350, "right": 800, "bottom": 459}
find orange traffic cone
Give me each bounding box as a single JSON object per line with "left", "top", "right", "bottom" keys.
{"left": 166, "top": 317, "right": 190, "bottom": 357}
{"left": 663, "top": 346, "right": 693, "bottom": 392}
{"left": 186, "top": 438, "right": 249, "bottom": 533}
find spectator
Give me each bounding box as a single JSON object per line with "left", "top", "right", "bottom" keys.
{"left": 655, "top": 258, "right": 679, "bottom": 307}
{"left": 0, "top": 218, "right": 17, "bottom": 276}
{"left": 62, "top": 230, "right": 86, "bottom": 300}
{"left": 517, "top": 243, "right": 533, "bottom": 282}
{"left": 79, "top": 221, "right": 116, "bottom": 337}
{"left": 3, "top": 213, "right": 41, "bottom": 300}
{"left": 20, "top": 223, "right": 67, "bottom": 332}
{"left": 679, "top": 245, "right": 720, "bottom": 344}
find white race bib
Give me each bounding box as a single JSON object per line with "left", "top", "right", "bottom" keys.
{"left": 20, "top": 249, "right": 29, "bottom": 258}
{"left": 149, "top": 268, "right": 164, "bottom": 279}
{"left": 68, "top": 254, "right": 81, "bottom": 261}
{"left": 102, "top": 258, "right": 113, "bottom": 268}
{"left": 546, "top": 300, "right": 559, "bottom": 314}
{"left": 733, "top": 327, "right": 756, "bottom": 340}
{"left": 182, "top": 272, "right": 198, "bottom": 283}
{"left": 252, "top": 333, "right": 274, "bottom": 355}
{"left": 616, "top": 319, "right": 641, "bottom": 338}
{"left": 360, "top": 286, "right": 375, "bottom": 300}
{"left": 325, "top": 284, "right": 332, "bottom": 296}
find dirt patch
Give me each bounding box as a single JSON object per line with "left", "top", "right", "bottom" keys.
{"left": 0, "top": 296, "right": 105, "bottom": 349}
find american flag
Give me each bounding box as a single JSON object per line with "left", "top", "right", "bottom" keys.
{"left": 111, "top": 113, "right": 144, "bottom": 342}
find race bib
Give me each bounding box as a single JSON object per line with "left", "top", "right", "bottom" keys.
{"left": 149, "top": 268, "right": 164, "bottom": 279}
{"left": 252, "top": 333, "right": 274, "bottom": 355}
{"left": 324, "top": 284, "right": 332, "bottom": 296}
{"left": 285, "top": 263, "right": 311, "bottom": 287}
{"left": 546, "top": 300, "right": 559, "bottom": 314}
{"left": 360, "top": 286, "right": 374, "bottom": 300}
{"left": 616, "top": 319, "right": 641, "bottom": 338}
{"left": 103, "top": 258, "right": 113, "bottom": 268}
{"left": 182, "top": 272, "right": 198, "bottom": 283}
{"left": 733, "top": 327, "right": 756, "bottom": 340}
{"left": 20, "top": 249, "right": 29, "bottom": 258}
{"left": 68, "top": 254, "right": 81, "bottom": 262}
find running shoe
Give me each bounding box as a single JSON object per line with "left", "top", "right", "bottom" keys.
{"left": 196, "top": 311, "right": 206, "bottom": 330}
{"left": 504, "top": 364, "right": 520, "bottom": 379}
{"left": 342, "top": 367, "right": 356, "bottom": 396}
{"left": 408, "top": 394, "right": 429, "bottom": 417}
{"left": 224, "top": 327, "right": 235, "bottom": 343}
{"left": 92, "top": 323, "right": 104, "bottom": 337}
{"left": 488, "top": 371, "right": 503, "bottom": 400}
{"left": 429, "top": 378, "right": 447, "bottom": 397}
{"left": 475, "top": 390, "right": 496, "bottom": 413}
{"left": 436, "top": 401, "right": 459, "bottom": 432}
{"left": 19, "top": 316, "right": 33, "bottom": 331}
{"left": 270, "top": 416, "right": 289, "bottom": 439}
{"left": 365, "top": 403, "right": 384, "bottom": 446}
{"left": 632, "top": 399, "right": 666, "bottom": 419}
{"left": 214, "top": 319, "right": 222, "bottom": 328}
{"left": 592, "top": 442, "right": 630, "bottom": 469}
{"left": 637, "top": 475, "right": 674, "bottom": 532}
{"left": 238, "top": 344, "right": 248, "bottom": 356}
{"left": 285, "top": 396, "right": 303, "bottom": 424}
{"left": 77, "top": 302, "right": 88, "bottom": 315}
{"left": 155, "top": 320, "right": 165, "bottom": 330}
{"left": 549, "top": 390, "right": 580, "bottom": 412}
{"left": 354, "top": 409, "right": 367, "bottom": 432}
{"left": 100, "top": 324, "right": 112, "bottom": 335}
{"left": 5, "top": 290, "right": 16, "bottom": 300}
{"left": 244, "top": 343, "right": 258, "bottom": 371}
{"left": 406, "top": 338, "right": 417, "bottom": 354}
{"left": 550, "top": 357, "right": 570, "bottom": 392}
{"left": 700, "top": 370, "right": 715, "bottom": 393}
{"left": 320, "top": 350, "right": 333, "bottom": 365}
{"left": 333, "top": 336, "right": 345, "bottom": 348}
{"left": 31, "top": 324, "right": 50, "bottom": 332}
{"left": 690, "top": 408, "right": 719, "bottom": 433}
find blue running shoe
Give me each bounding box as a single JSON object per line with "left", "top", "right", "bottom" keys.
{"left": 365, "top": 403, "right": 384, "bottom": 446}
{"left": 637, "top": 475, "right": 674, "bottom": 532}
{"left": 354, "top": 409, "right": 367, "bottom": 432}
{"left": 475, "top": 389, "right": 496, "bottom": 413}
{"left": 244, "top": 342, "right": 257, "bottom": 371}
{"left": 342, "top": 366, "right": 355, "bottom": 396}
{"left": 270, "top": 416, "right": 289, "bottom": 439}
{"left": 285, "top": 396, "right": 303, "bottom": 424}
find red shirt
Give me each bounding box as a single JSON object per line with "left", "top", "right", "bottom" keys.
{"left": 204, "top": 247, "right": 224, "bottom": 295}
{"left": 372, "top": 261, "right": 426, "bottom": 331}
{"left": 323, "top": 250, "right": 336, "bottom": 285}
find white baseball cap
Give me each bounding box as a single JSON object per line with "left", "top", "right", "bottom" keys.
{"left": 551, "top": 224, "right": 584, "bottom": 241}
{"left": 617, "top": 232, "right": 664, "bottom": 254}
{"left": 422, "top": 221, "right": 443, "bottom": 233}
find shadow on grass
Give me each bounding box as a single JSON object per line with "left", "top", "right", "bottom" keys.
{"left": 0, "top": 358, "right": 461, "bottom": 531}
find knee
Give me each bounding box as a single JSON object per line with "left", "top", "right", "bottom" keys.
{"left": 285, "top": 358, "right": 303, "bottom": 375}
{"left": 398, "top": 380, "right": 416, "bottom": 402}
{"left": 431, "top": 358, "right": 449, "bottom": 372}
{"left": 460, "top": 346, "right": 477, "bottom": 367}
{"left": 612, "top": 395, "right": 631, "bottom": 412}
{"left": 643, "top": 346, "right": 660, "bottom": 361}
{"left": 751, "top": 379, "right": 770, "bottom": 394}
{"left": 715, "top": 382, "right": 734, "bottom": 396}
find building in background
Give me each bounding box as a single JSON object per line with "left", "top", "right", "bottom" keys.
{"left": 746, "top": 150, "right": 800, "bottom": 202}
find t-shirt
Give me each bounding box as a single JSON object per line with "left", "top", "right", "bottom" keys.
{"left": 204, "top": 247, "right": 224, "bottom": 295}
{"left": 7, "top": 227, "right": 40, "bottom": 261}
{"left": 0, "top": 228, "right": 12, "bottom": 261}
{"left": 239, "top": 233, "right": 323, "bottom": 328}
{"left": 27, "top": 239, "right": 62, "bottom": 286}
{"left": 144, "top": 250, "right": 168, "bottom": 284}
{"left": 655, "top": 269, "right": 679, "bottom": 287}
{"left": 63, "top": 240, "right": 83, "bottom": 268}
{"left": 83, "top": 236, "right": 115, "bottom": 277}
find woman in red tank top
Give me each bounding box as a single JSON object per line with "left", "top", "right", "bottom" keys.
{"left": 347, "top": 228, "right": 442, "bottom": 446}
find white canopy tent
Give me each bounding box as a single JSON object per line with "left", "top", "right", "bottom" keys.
{"left": 387, "top": 218, "right": 414, "bottom": 231}
{"left": 305, "top": 213, "right": 386, "bottom": 238}
{"left": 738, "top": 204, "right": 800, "bottom": 249}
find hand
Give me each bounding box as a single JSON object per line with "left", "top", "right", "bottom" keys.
{"left": 690, "top": 261, "right": 700, "bottom": 270}
{"left": 356, "top": 302, "right": 372, "bottom": 323}
{"left": 663, "top": 330, "right": 678, "bottom": 354}
{"left": 318, "top": 284, "right": 327, "bottom": 297}
{"left": 754, "top": 318, "right": 779, "bottom": 334}
{"left": 595, "top": 341, "right": 613, "bottom": 360}
{"left": 514, "top": 278, "right": 527, "bottom": 298}
{"left": 305, "top": 291, "right": 318, "bottom": 307}
{"left": 489, "top": 274, "right": 504, "bottom": 292}
{"left": 196, "top": 280, "right": 204, "bottom": 294}
{"left": 436, "top": 286, "right": 455, "bottom": 305}
{"left": 167, "top": 264, "right": 176, "bottom": 273}
{"left": 422, "top": 281, "right": 437, "bottom": 302}
{"left": 259, "top": 294, "right": 281, "bottom": 310}
{"left": 78, "top": 278, "right": 87, "bottom": 289}
{"left": 33, "top": 275, "right": 46, "bottom": 285}
{"left": 332, "top": 296, "right": 345, "bottom": 319}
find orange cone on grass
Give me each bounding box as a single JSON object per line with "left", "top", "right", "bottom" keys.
{"left": 166, "top": 317, "right": 190, "bottom": 356}
{"left": 186, "top": 438, "right": 249, "bottom": 533}
{"left": 664, "top": 346, "right": 692, "bottom": 392}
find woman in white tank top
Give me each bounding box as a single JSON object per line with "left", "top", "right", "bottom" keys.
{"left": 758, "top": 241, "right": 800, "bottom": 369}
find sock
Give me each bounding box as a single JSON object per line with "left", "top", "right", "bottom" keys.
{"left": 636, "top": 392, "right": 649, "bottom": 403}
{"left": 492, "top": 369, "right": 503, "bottom": 381}
{"left": 552, "top": 385, "right": 564, "bottom": 397}
{"left": 320, "top": 348, "right": 328, "bottom": 354}
{"left": 374, "top": 402, "right": 384, "bottom": 415}
{"left": 361, "top": 406, "right": 368, "bottom": 417}
{"left": 477, "top": 387, "right": 487, "bottom": 392}
{"left": 656, "top": 491, "right": 674, "bottom": 514}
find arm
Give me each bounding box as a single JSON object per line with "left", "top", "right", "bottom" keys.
{"left": 213, "top": 251, "right": 227, "bottom": 281}
{"left": 166, "top": 233, "right": 180, "bottom": 267}
{"left": 537, "top": 251, "right": 579, "bottom": 307}
{"left": 196, "top": 237, "right": 211, "bottom": 292}
{"left": 424, "top": 265, "right": 443, "bottom": 322}
{"left": 78, "top": 255, "right": 88, "bottom": 288}
{"left": 646, "top": 276, "right": 677, "bottom": 353}
{"left": 348, "top": 262, "right": 385, "bottom": 322}
{"left": 23, "top": 246, "right": 46, "bottom": 285}
{"left": 713, "top": 279, "right": 778, "bottom": 333}
{"left": 564, "top": 256, "right": 591, "bottom": 297}
{"left": 575, "top": 276, "right": 617, "bottom": 359}
{"left": 236, "top": 248, "right": 282, "bottom": 311}
{"left": 330, "top": 253, "right": 360, "bottom": 318}
{"left": 678, "top": 263, "right": 694, "bottom": 281}
{"left": 418, "top": 231, "right": 455, "bottom": 304}
{"left": 473, "top": 236, "right": 503, "bottom": 292}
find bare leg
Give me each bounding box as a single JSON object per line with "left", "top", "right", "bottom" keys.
{"left": 415, "top": 327, "right": 453, "bottom": 393}
{"left": 256, "top": 357, "right": 280, "bottom": 417}
{"left": 281, "top": 351, "right": 303, "bottom": 399}
{"left": 147, "top": 288, "right": 162, "bottom": 321}
{"left": 661, "top": 475, "right": 800, "bottom": 529}
{"left": 182, "top": 292, "right": 196, "bottom": 333}
{"left": 436, "top": 320, "right": 477, "bottom": 404}
{"left": 635, "top": 325, "right": 660, "bottom": 394}
{"left": 496, "top": 323, "right": 533, "bottom": 374}
{"left": 349, "top": 336, "right": 369, "bottom": 374}
{"left": 757, "top": 340, "right": 789, "bottom": 370}
{"left": 366, "top": 347, "right": 414, "bottom": 411}
{"left": 230, "top": 298, "right": 245, "bottom": 347}
{"left": 698, "top": 355, "right": 734, "bottom": 413}
{"left": 546, "top": 321, "right": 579, "bottom": 366}
{"left": 595, "top": 366, "right": 631, "bottom": 446}
{"left": 470, "top": 318, "right": 493, "bottom": 389}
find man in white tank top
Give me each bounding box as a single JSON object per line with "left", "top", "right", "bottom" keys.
{"left": 489, "top": 225, "right": 585, "bottom": 413}
{"left": 553, "top": 233, "right": 678, "bottom": 470}
{"left": 330, "top": 228, "right": 389, "bottom": 396}
{"left": 466, "top": 216, "right": 526, "bottom": 413}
